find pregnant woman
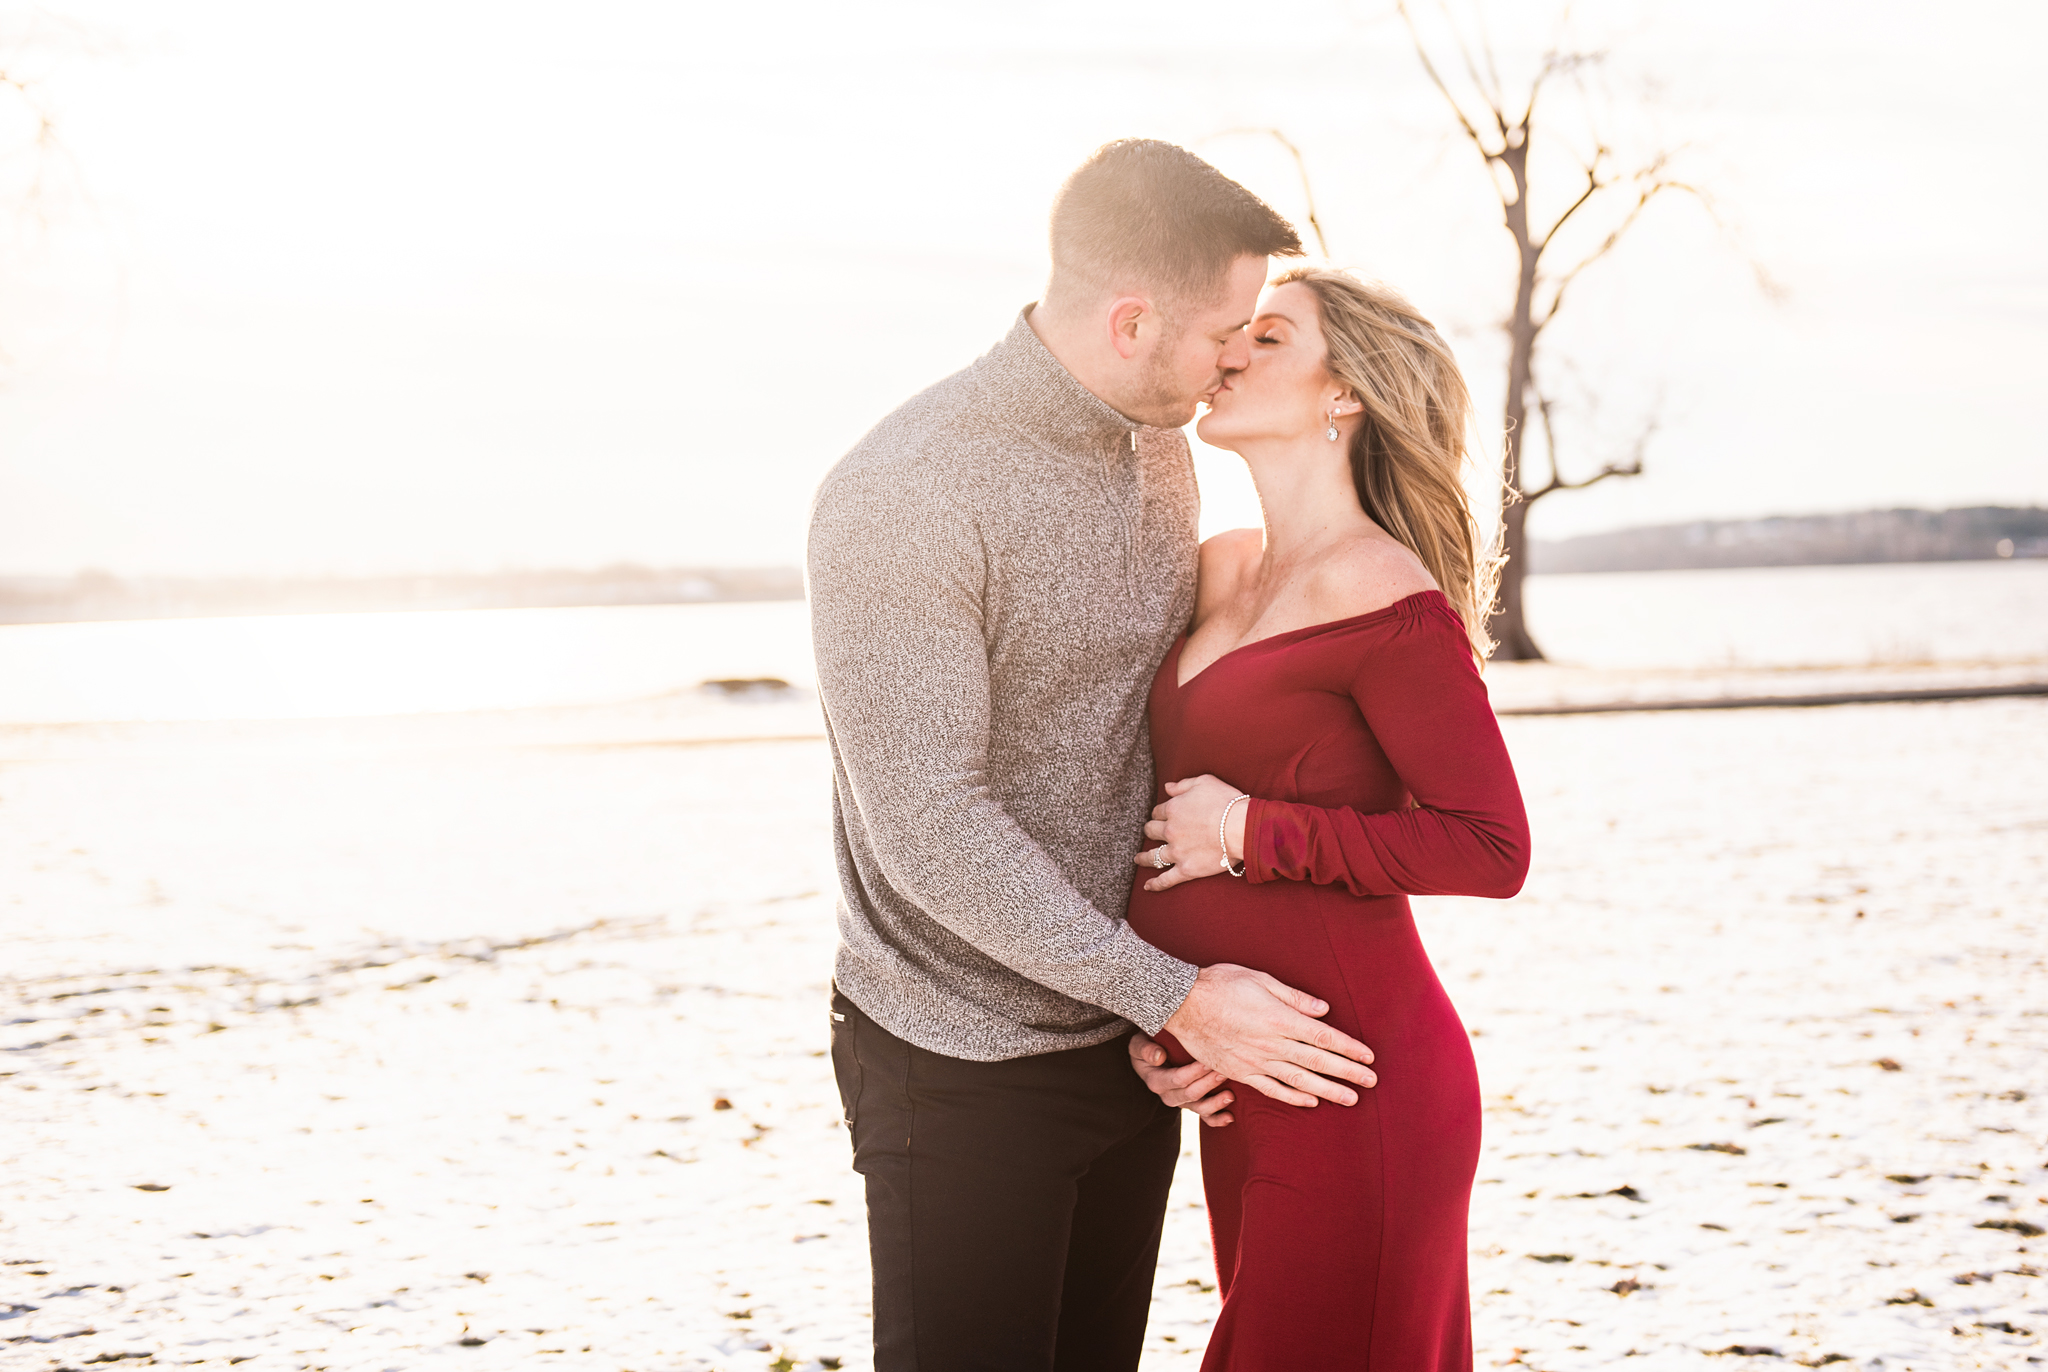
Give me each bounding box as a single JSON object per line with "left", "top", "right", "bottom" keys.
{"left": 1128, "top": 267, "right": 1531, "bottom": 1369}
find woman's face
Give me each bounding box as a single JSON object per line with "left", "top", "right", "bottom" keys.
{"left": 1194, "top": 281, "right": 1344, "bottom": 452}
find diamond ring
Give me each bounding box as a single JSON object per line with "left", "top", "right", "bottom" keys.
{"left": 1149, "top": 846, "right": 1174, "bottom": 870}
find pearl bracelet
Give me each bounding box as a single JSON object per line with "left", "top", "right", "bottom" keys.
{"left": 1220, "top": 793, "right": 1249, "bottom": 877}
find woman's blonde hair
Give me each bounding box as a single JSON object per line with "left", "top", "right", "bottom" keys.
{"left": 1274, "top": 266, "right": 1503, "bottom": 659}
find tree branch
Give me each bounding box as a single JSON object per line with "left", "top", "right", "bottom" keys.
{"left": 1436, "top": 0, "right": 1510, "bottom": 139}
{"left": 1531, "top": 458, "right": 1641, "bottom": 501}
{"left": 1397, "top": 1, "right": 1500, "bottom": 159}
{"left": 1478, "top": 16, "right": 1507, "bottom": 118}
{"left": 1537, "top": 146, "right": 1613, "bottom": 252}
{"left": 0, "top": 63, "right": 62, "bottom": 234}
{"left": 1526, "top": 405, "right": 1654, "bottom": 502}
{"left": 1210, "top": 126, "right": 1330, "bottom": 258}
{"left": 1537, "top": 173, "right": 1705, "bottom": 327}
{"left": 1523, "top": 47, "right": 1604, "bottom": 149}
{"left": 0, "top": 66, "right": 56, "bottom": 146}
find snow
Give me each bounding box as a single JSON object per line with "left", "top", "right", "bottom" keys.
{"left": 2, "top": 683, "right": 2043, "bottom": 1370}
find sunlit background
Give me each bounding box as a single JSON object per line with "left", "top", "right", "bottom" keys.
{"left": 6, "top": 9, "right": 2047, "bottom": 1370}
{"left": 3, "top": 0, "right": 2043, "bottom": 576}
{"left": 1, "top": 0, "right": 2044, "bottom": 719}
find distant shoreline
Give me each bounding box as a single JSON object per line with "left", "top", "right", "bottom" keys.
{"left": 0, "top": 566, "right": 806, "bottom": 626}
{"left": 1528, "top": 505, "right": 2048, "bottom": 576}
{"left": 3, "top": 506, "right": 2045, "bottom": 626}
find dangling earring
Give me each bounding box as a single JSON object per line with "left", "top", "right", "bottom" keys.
{"left": 1325, "top": 411, "right": 1341, "bottom": 443}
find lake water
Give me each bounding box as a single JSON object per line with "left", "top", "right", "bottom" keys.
{"left": 0, "top": 560, "right": 2042, "bottom": 723}
{"left": 1524, "top": 559, "right": 2048, "bottom": 671}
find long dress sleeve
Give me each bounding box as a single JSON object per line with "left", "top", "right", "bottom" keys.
{"left": 1242, "top": 601, "right": 1530, "bottom": 900}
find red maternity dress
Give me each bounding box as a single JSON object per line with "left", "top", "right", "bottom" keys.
{"left": 1126, "top": 590, "right": 1530, "bottom": 1371}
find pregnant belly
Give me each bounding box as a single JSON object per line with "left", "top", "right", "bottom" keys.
{"left": 1127, "top": 872, "right": 1471, "bottom": 1084}
{"left": 1127, "top": 870, "right": 1416, "bottom": 990}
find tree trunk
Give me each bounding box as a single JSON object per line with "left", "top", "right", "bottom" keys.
{"left": 1492, "top": 497, "right": 1543, "bottom": 660}
{"left": 1486, "top": 142, "right": 1547, "bottom": 662}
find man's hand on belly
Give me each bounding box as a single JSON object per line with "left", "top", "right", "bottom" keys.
{"left": 1128, "top": 1032, "right": 1236, "bottom": 1128}
{"left": 1161, "top": 964, "right": 1378, "bottom": 1108}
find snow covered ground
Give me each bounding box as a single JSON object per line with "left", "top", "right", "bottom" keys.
{"left": 2, "top": 685, "right": 2044, "bottom": 1371}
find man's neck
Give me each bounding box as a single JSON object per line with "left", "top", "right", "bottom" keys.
{"left": 1026, "top": 302, "right": 1127, "bottom": 417}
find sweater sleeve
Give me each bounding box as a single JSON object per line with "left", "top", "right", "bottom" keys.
{"left": 807, "top": 469, "right": 1199, "bottom": 1035}
{"left": 1243, "top": 604, "right": 1530, "bottom": 900}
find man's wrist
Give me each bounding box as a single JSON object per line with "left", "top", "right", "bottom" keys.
{"left": 1148, "top": 957, "right": 1204, "bottom": 1039}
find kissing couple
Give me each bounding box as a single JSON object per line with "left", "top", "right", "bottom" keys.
{"left": 808, "top": 139, "right": 1530, "bottom": 1370}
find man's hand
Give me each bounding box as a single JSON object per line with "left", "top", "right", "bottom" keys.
{"left": 1128, "top": 1032, "right": 1236, "bottom": 1128}
{"left": 1162, "top": 964, "right": 1377, "bottom": 1108}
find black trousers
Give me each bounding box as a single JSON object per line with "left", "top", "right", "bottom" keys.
{"left": 830, "top": 987, "right": 1181, "bottom": 1371}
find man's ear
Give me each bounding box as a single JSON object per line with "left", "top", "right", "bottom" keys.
{"left": 1106, "top": 296, "right": 1150, "bottom": 361}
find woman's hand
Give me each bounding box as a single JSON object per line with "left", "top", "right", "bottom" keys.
{"left": 1133, "top": 773, "right": 1249, "bottom": 892}
{"left": 1127, "top": 1032, "right": 1235, "bottom": 1127}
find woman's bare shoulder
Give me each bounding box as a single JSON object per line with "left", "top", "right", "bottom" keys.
{"left": 1307, "top": 532, "right": 1439, "bottom": 622}
{"left": 1195, "top": 528, "right": 1263, "bottom": 616}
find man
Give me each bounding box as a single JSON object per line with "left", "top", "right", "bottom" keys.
{"left": 807, "top": 139, "right": 1377, "bottom": 1370}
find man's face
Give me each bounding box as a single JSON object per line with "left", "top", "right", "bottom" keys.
{"left": 1128, "top": 254, "right": 1268, "bottom": 428}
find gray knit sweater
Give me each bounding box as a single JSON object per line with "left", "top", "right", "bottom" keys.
{"left": 807, "top": 310, "right": 1203, "bottom": 1061}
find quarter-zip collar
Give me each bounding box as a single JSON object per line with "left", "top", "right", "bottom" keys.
{"left": 972, "top": 307, "right": 1144, "bottom": 456}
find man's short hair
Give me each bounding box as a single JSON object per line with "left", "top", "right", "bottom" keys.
{"left": 1047, "top": 139, "right": 1304, "bottom": 310}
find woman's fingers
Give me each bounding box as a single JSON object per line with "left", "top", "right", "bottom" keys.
{"left": 1138, "top": 776, "right": 1248, "bottom": 886}
{"left": 1128, "top": 1032, "right": 1168, "bottom": 1069}
{"left": 1161, "top": 774, "right": 1220, "bottom": 801}
{"left": 1127, "top": 1041, "right": 1233, "bottom": 1112}
{"left": 1136, "top": 837, "right": 1195, "bottom": 889}
{"left": 1160, "top": 1069, "right": 1227, "bottom": 1108}
{"left": 1151, "top": 1065, "right": 1214, "bottom": 1103}
{"left": 1134, "top": 845, "right": 1188, "bottom": 884}
{"left": 1143, "top": 861, "right": 1215, "bottom": 893}
{"left": 1150, "top": 776, "right": 1243, "bottom": 871}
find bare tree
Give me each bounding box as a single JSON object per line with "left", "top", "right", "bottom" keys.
{"left": 0, "top": 66, "right": 54, "bottom": 141}
{"left": 1208, "top": 127, "right": 1334, "bottom": 260}
{"left": 1398, "top": 0, "right": 1711, "bottom": 660}
{"left": 0, "top": 32, "right": 64, "bottom": 373}
{"left": 0, "top": 30, "right": 61, "bottom": 210}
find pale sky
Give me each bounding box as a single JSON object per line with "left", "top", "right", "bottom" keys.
{"left": 0, "top": 0, "right": 2041, "bottom": 576}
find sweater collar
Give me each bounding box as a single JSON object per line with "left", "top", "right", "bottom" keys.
{"left": 973, "top": 307, "right": 1145, "bottom": 452}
